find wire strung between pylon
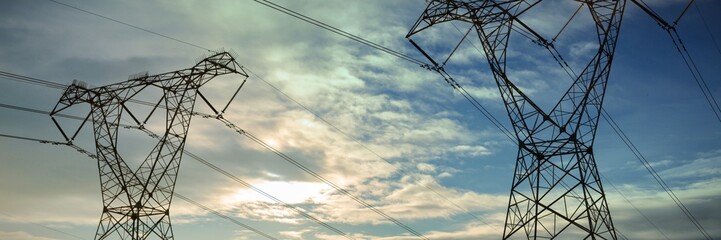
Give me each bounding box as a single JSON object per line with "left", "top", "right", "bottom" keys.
{"left": 631, "top": 0, "right": 721, "bottom": 125}
{"left": 38, "top": 0, "right": 500, "bottom": 232}
{"left": 0, "top": 71, "right": 67, "bottom": 89}
{"left": 24, "top": 0, "right": 713, "bottom": 237}
{"left": 2, "top": 59, "right": 495, "bottom": 239}
{"left": 172, "top": 193, "right": 279, "bottom": 240}
{"left": 36, "top": 1, "right": 435, "bottom": 236}
{"left": 0, "top": 130, "right": 281, "bottom": 240}
{"left": 601, "top": 109, "right": 713, "bottom": 240}
{"left": 0, "top": 70, "right": 429, "bottom": 239}
{"left": 244, "top": 67, "right": 497, "bottom": 229}
{"left": 1, "top": 69, "right": 427, "bottom": 239}
{"left": 251, "top": 0, "right": 427, "bottom": 66}
{"left": 1, "top": 100, "right": 356, "bottom": 239}
{"left": 600, "top": 175, "right": 671, "bottom": 240}
{"left": 0, "top": 0, "right": 661, "bottom": 236}
{"left": 694, "top": 2, "right": 721, "bottom": 58}
{"left": 667, "top": 28, "right": 721, "bottom": 124}
{"left": 0, "top": 109, "right": 281, "bottom": 238}
{"left": 46, "top": 0, "right": 212, "bottom": 52}
{"left": 132, "top": 123, "right": 356, "bottom": 240}
{"left": 202, "top": 113, "right": 430, "bottom": 240}
{"left": 0, "top": 132, "right": 66, "bottom": 145}
{"left": 0, "top": 212, "right": 88, "bottom": 240}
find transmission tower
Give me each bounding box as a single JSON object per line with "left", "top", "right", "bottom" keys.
{"left": 50, "top": 51, "right": 248, "bottom": 239}
{"left": 407, "top": 1, "right": 625, "bottom": 239}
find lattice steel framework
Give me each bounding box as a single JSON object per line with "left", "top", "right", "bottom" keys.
{"left": 407, "top": 1, "right": 625, "bottom": 239}
{"left": 50, "top": 52, "right": 247, "bottom": 239}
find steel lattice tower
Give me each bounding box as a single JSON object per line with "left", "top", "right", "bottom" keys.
{"left": 407, "top": 1, "right": 625, "bottom": 239}
{"left": 50, "top": 52, "right": 247, "bottom": 239}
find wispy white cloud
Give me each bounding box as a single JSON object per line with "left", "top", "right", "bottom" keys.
{"left": 658, "top": 153, "right": 721, "bottom": 179}
{"left": 606, "top": 177, "right": 721, "bottom": 239}
{"left": 0, "top": 231, "right": 58, "bottom": 240}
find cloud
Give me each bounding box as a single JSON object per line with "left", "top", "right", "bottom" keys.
{"left": 569, "top": 41, "right": 599, "bottom": 59}
{"left": 297, "top": 173, "right": 508, "bottom": 225}
{"left": 606, "top": 177, "right": 721, "bottom": 239}
{"left": 279, "top": 229, "right": 313, "bottom": 239}
{"left": 658, "top": 153, "right": 721, "bottom": 180}
{"left": 449, "top": 145, "right": 492, "bottom": 157}
{"left": 313, "top": 217, "right": 503, "bottom": 240}
{"left": 0, "top": 231, "right": 58, "bottom": 240}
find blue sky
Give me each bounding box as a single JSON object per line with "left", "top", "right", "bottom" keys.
{"left": 0, "top": 0, "right": 719, "bottom": 239}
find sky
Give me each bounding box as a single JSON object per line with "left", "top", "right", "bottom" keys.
{"left": 0, "top": 0, "right": 720, "bottom": 239}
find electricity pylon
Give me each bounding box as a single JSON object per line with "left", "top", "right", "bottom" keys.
{"left": 407, "top": 1, "right": 625, "bottom": 239}
{"left": 50, "top": 52, "right": 247, "bottom": 239}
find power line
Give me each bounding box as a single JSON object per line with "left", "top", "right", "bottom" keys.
{"left": 206, "top": 113, "right": 430, "bottom": 240}
{"left": 33, "top": 0, "right": 715, "bottom": 238}
{"left": 630, "top": 0, "right": 721, "bottom": 125}
{"left": 0, "top": 75, "right": 393, "bottom": 239}
{"left": 0, "top": 96, "right": 355, "bottom": 239}
{"left": 0, "top": 132, "right": 65, "bottom": 145}
{"left": 600, "top": 175, "right": 671, "bottom": 240}
{"left": 245, "top": 67, "right": 498, "bottom": 229}
{"left": 667, "top": 27, "right": 721, "bottom": 124}
{"left": 1, "top": 59, "right": 482, "bottom": 240}
{"left": 251, "top": 0, "right": 427, "bottom": 66}
{"left": 0, "top": 212, "right": 88, "bottom": 240}
{"left": 0, "top": 68, "right": 420, "bottom": 239}
{"left": 0, "top": 71, "right": 410, "bottom": 239}
{"left": 0, "top": 59, "right": 355, "bottom": 237}
{"left": 37, "top": 0, "right": 494, "bottom": 236}
{"left": 249, "top": 1, "right": 518, "bottom": 231}
{"left": 694, "top": 2, "right": 721, "bottom": 58}
{"left": 173, "top": 194, "right": 279, "bottom": 240}
{"left": 47, "top": 0, "right": 211, "bottom": 52}
{"left": 0, "top": 71, "right": 67, "bottom": 89}
{"left": 1, "top": 96, "right": 422, "bottom": 239}
{"left": 133, "top": 126, "right": 356, "bottom": 240}
{"left": 43, "top": 0, "right": 507, "bottom": 233}
{"left": 601, "top": 109, "right": 713, "bottom": 240}
{"left": 12, "top": 1, "right": 662, "bottom": 238}
{"left": 0, "top": 131, "right": 281, "bottom": 240}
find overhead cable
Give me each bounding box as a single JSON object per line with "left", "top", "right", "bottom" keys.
{"left": 47, "top": 0, "right": 212, "bottom": 52}
{"left": 173, "top": 194, "right": 279, "bottom": 240}
{"left": 601, "top": 109, "right": 712, "bottom": 240}
{"left": 0, "top": 93, "right": 355, "bottom": 239}
{"left": 3, "top": 67, "right": 422, "bottom": 238}
{"left": 0, "top": 212, "right": 87, "bottom": 240}
{"left": 41, "top": 0, "right": 492, "bottom": 236}
{"left": 600, "top": 175, "right": 671, "bottom": 240}
{"left": 630, "top": 0, "right": 721, "bottom": 125}
{"left": 0, "top": 128, "right": 280, "bottom": 240}
{"left": 252, "top": 0, "right": 427, "bottom": 66}
{"left": 693, "top": 2, "right": 721, "bottom": 57}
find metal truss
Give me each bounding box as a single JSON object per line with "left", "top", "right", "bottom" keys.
{"left": 407, "top": 1, "right": 625, "bottom": 239}
{"left": 50, "top": 52, "right": 248, "bottom": 240}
